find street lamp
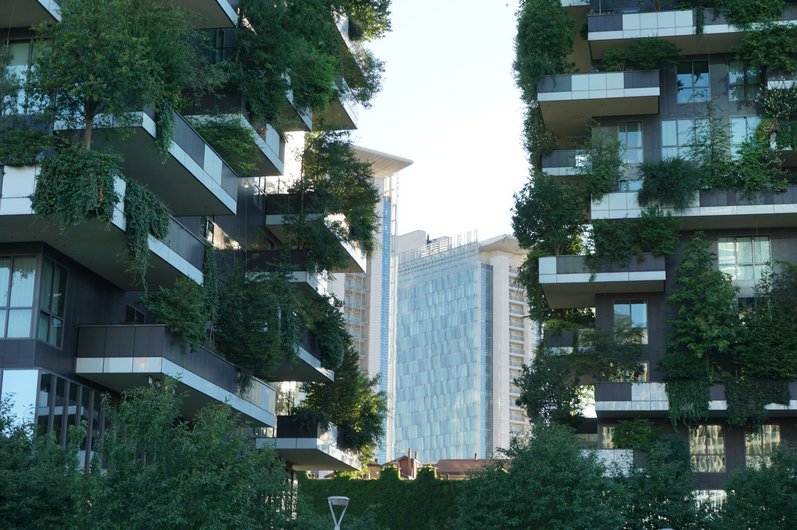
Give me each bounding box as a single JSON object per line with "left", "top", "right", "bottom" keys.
{"left": 327, "top": 496, "right": 349, "bottom": 530}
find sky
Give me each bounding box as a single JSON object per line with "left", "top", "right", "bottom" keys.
{"left": 351, "top": 0, "right": 529, "bottom": 241}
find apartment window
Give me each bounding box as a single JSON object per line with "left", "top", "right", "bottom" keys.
{"left": 731, "top": 115, "right": 762, "bottom": 157}
{"left": 728, "top": 62, "right": 760, "bottom": 102}
{"left": 601, "top": 425, "right": 615, "bottom": 449}
{"left": 613, "top": 300, "right": 648, "bottom": 344}
{"left": 661, "top": 119, "right": 707, "bottom": 159}
{"left": 609, "top": 361, "right": 649, "bottom": 383}
{"left": 618, "top": 121, "right": 643, "bottom": 164}
{"left": 718, "top": 236, "right": 770, "bottom": 282}
{"left": 0, "top": 256, "right": 36, "bottom": 338}
{"left": 745, "top": 424, "right": 780, "bottom": 469}
{"left": 677, "top": 61, "right": 710, "bottom": 103}
{"left": 690, "top": 425, "right": 726, "bottom": 472}
{"left": 37, "top": 258, "right": 66, "bottom": 347}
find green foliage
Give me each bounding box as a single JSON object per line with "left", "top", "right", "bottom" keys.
{"left": 514, "top": 353, "right": 584, "bottom": 427}
{"left": 715, "top": 0, "right": 785, "bottom": 27}
{"left": 719, "top": 449, "right": 797, "bottom": 529}
{"left": 0, "top": 399, "right": 85, "bottom": 530}
{"left": 145, "top": 277, "right": 208, "bottom": 349}
{"left": 215, "top": 268, "right": 303, "bottom": 387}
{"left": 513, "top": 172, "right": 586, "bottom": 257}
{"left": 460, "top": 426, "right": 627, "bottom": 529}
{"left": 638, "top": 157, "right": 702, "bottom": 211}
{"left": 514, "top": 0, "right": 575, "bottom": 103}
{"left": 30, "top": 0, "right": 205, "bottom": 150}
{"left": 760, "top": 86, "right": 797, "bottom": 150}
{"left": 31, "top": 147, "right": 121, "bottom": 227}
{"left": 304, "top": 295, "right": 348, "bottom": 370}
{"left": 192, "top": 116, "right": 262, "bottom": 177}
{"left": 153, "top": 105, "right": 176, "bottom": 160}
{"left": 612, "top": 418, "right": 660, "bottom": 451}
{"left": 123, "top": 179, "right": 170, "bottom": 284}
{"left": 622, "top": 436, "right": 705, "bottom": 530}
{"left": 0, "top": 125, "right": 52, "bottom": 167}
{"left": 589, "top": 207, "right": 679, "bottom": 270}
{"left": 298, "top": 469, "right": 462, "bottom": 530}
{"left": 662, "top": 234, "right": 739, "bottom": 424}
{"left": 522, "top": 107, "right": 558, "bottom": 166}
{"left": 689, "top": 103, "right": 735, "bottom": 187}
{"left": 733, "top": 133, "right": 788, "bottom": 197}
{"left": 84, "top": 381, "right": 291, "bottom": 529}
{"left": 582, "top": 129, "right": 623, "bottom": 200}
{"left": 303, "top": 347, "right": 387, "bottom": 456}
{"left": 736, "top": 23, "right": 797, "bottom": 80}
{"left": 725, "top": 377, "right": 789, "bottom": 427}
{"left": 338, "top": 0, "right": 392, "bottom": 40}
{"left": 601, "top": 38, "right": 681, "bottom": 71}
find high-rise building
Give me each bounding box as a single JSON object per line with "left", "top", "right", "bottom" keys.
{"left": 0, "top": 0, "right": 386, "bottom": 475}
{"left": 327, "top": 146, "right": 412, "bottom": 463}
{"left": 392, "top": 232, "right": 534, "bottom": 463}
{"left": 523, "top": 0, "right": 797, "bottom": 497}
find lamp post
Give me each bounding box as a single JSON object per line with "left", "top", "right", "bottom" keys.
{"left": 327, "top": 496, "right": 349, "bottom": 530}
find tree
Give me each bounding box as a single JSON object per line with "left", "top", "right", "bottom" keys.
{"left": 83, "top": 382, "right": 292, "bottom": 529}
{"left": 514, "top": 353, "right": 584, "bottom": 427}
{"left": 719, "top": 449, "right": 797, "bottom": 529}
{"left": 459, "top": 425, "right": 627, "bottom": 529}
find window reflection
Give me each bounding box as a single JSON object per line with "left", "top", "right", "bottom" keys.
{"left": 690, "top": 424, "right": 726, "bottom": 472}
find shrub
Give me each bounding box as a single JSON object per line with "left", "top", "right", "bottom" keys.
{"left": 638, "top": 157, "right": 702, "bottom": 211}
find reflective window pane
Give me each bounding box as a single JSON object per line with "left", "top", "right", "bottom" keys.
{"left": 0, "top": 257, "right": 10, "bottom": 306}
{"left": 6, "top": 309, "right": 31, "bottom": 338}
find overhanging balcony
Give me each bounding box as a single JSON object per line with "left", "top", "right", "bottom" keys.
{"left": 85, "top": 108, "right": 238, "bottom": 216}
{"left": 316, "top": 76, "right": 359, "bottom": 130}
{"left": 76, "top": 324, "right": 276, "bottom": 427}
{"left": 539, "top": 254, "right": 665, "bottom": 308}
{"left": 1, "top": 0, "right": 60, "bottom": 27}
{"left": 246, "top": 249, "right": 331, "bottom": 298}
{"left": 266, "top": 331, "right": 334, "bottom": 383}
{"left": 537, "top": 71, "right": 660, "bottom": 139}
{"left": 176, "top": 0, "right": 237, "bottom": 28}
{"left": 256, "top": 415, "right": 360, "bottom": 471}
{"left": 591, "top": 187, "right": 797, "bottom": 229}
{"left": 0, "top": 167, "right": 204, "bottom": 289}
{"left": 588, "top": 5, "right": 797, "bottom": 59}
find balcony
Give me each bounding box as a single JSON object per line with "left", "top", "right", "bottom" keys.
{"left": 256, "top": 415, "right": 361, "bottom": 471}
{"left": 263, "top": 194, "right": 367, "bottom": 273}
{"left": 266, "top": 331, "right": 335, "bottom": 383}
{"left": 537, "top": 71, "right": 660, "bottom": 139}
{"left": 538, "top": 253, "right": 666, "bottom": 308}
{"left": 541, "top": 149, "right": 588, "bottom": 177}
{"left": 75, "top": 324, "right": 276, "bottom": 427}
{"left": 591, "top": 187, "right": 797, "bottom": 229}
{"left": 86, "top": 108, "right": 239, "bottom": 216}
{"left": 0, "top": 168, "right": 205, "bottom": 289}
{"left": 246, "top": 249, "right": 331, "bottom": 298}
{"left": 175, "top": 0, "right": 238, "bottom": 28}
{"left": 316, "top": 76, "right": 359, "bottom": 130}
{"left": 189, "top": 113, "right": 285, "bottom": 177}
{"left": 587, "top": 5, "right": 797, "bottom": 59}
{"left": 1, "top": 0, "right": 60, "bottom": 27}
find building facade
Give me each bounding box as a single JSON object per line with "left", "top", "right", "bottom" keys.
{"left": 393, "top": 232, "right": 534, "bottom": 463}
{"left": 0, "top": 0, "right": 382, "bottom": 474}
{"left": 532, "top": 0, "right": 797, "bottom": 496}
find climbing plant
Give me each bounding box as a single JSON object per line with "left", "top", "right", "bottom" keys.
{"left": 0, "top": 126, "right": 52, "bottom": 167}
{"left": 123, "top": 179, "right": 170, "bottom": 284}
{"left": 612, "top": 418, "right": 660, "bottom": 452}
{"left": 145, "top": 277, "right": 208, "bottom": 349}
{"left": 581, "top": 129, "right": 623, "bottom": 200}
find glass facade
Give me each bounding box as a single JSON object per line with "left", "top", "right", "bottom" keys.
{"left": 677, "top": 61, "right": 710, "bottom": 103}
{"left": 690, "top": 425, "right": 726, "bottom": 473}
{"left": 745, "top": 424, "right": 780, "bottom": 469}
{"left": 395, "top": 243, "right": 485, "bottom": 462}
{"left": 718, "top": 236, "right": 770, "bottom": 282}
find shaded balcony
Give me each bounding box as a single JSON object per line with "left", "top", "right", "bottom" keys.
{"left": 256, "top": 414, "right": 361, "bottom": 471}
{"left": 591, "top": 187, "right": 797, "bottom": 229}
{"left": 265, "top": 330, "right": 335, "bottom": 383}
{"left": 245, "top": 249, "right": 331, "bottom": 298}
{"left": 85, "top": 108, "right": 239, "bottom": 216}
{"left": 537, "top": 71, "right": 660, "bottom": 139}
{"left": 1, "top": 0, "right": 60, "bottom": 27}
{"left": 316, "top": 76, "right": 359, "bottom": 131}
{"left": 0, "top": 168, "right": 205, "bottom": 290}
{"left": 539, "top": 253, "right": 666, "bottom": 308}
{"left": 75, "top": 324, "right": 276, "bottom": 427}
{"left": 587, "top": 4, "right": 797, "bottom": 59}
{"left": 176, "top": 0, "right": 237, "bottom": 28}
{"left": 541, "top": 149, "right": 588, "bottom": 178}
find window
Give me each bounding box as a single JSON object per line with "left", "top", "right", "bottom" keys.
{"left": 618, "top": 121, "right": 643, "bottom": 164}
{"left": 37, "top": 258, "right": 66, "bottom": 347}
{"left": 677, "top": 61, "right": 710, "bottom": 103}
{"left": 718, "top": 236, "right": 770, "bottom": 282}
{"left": 731, "top": 115, "right": 762, "bottom": 157}
{"left": 0, "top": 256, "right": 36, "bottom": 338}
{"left": 601, "top": 425, "right": 615, "bottom": 449}
{"left": 661, "top": 119, "right": 707, "bottom": 159}
{"left": 745, "top": 424, "right": 780, "bottom": 468}
{"left": 728, "top": 62, "right": 760, "bottom": 102}
{"left": 690, "top": 425, "right": 726, "bottom": 472}
{"left": 613, "top": 300, "right": 648, "bottom": 344}
{"left": 609, "top": 361, "right": 648, "bottom": 383}
{"left": 125, "top": 304, "right": 145, "bottom": 324}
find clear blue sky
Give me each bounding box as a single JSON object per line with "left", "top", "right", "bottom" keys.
{"left": 353, "top": 1, "right": 528, "bottom": 241}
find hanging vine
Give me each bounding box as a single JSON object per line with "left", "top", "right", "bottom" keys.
{"left": 123, "top": 179, "right": 170, "bottom": 284}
